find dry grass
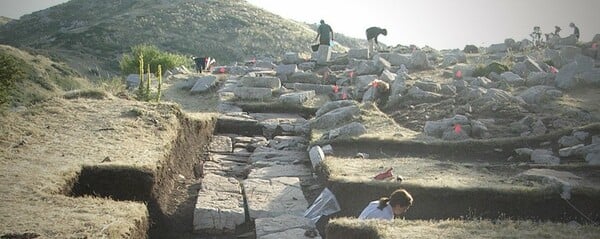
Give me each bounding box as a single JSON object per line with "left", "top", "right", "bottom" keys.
{"left": 0, "top": 97, "right": 181, "bottom": 237}
{"left": 328, "top": 217, "right": 600, "bottom": 239}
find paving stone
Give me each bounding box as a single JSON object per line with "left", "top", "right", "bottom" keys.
{"left": 248, "top": 164, "right": 312, "bottom": 179}
{"left": 249, "top": 147, "right": 308, "bottom": 165}
{"left": 209, "top": 135, "right": 232, "bottom": 153}
{"left": 244, "top": 177, "right": 308, "bottom": 219}
{"left": 255, "top": 214, "right": 316, "bottom": 238}
{"left": 193, "top": 190, "right": 245, "bottom": 233}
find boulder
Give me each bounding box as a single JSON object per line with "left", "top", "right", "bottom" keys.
{"left": 355, "top": 60, "right": 380, "bottom": 76}
{"left": 424, "top": 115, "right": 470, "bottom": 138}
{"left": 288, "top": 72, "right": 320, "bottom": 84}
{"left": 501, "top": 72, "right": 525, "bottom": 86}
{"left": 531, "top": 149, "right": 560, "bottom": 165}
{"left": 405, "top": 86, "right": 443, "bottom": 103}
{"left": 517, "top": 85, "right": 562, "bottom": 105}
{"left": 315, "top": 100, "right": 357, "bottom": 117}
{"left": 414, "top": 81, "right": 441, "bottom": 93}
{"left": 310, "top": 105, "right": 361, "bottom": 130}
{"left": 379, "top": 69, "right": 396, "bottom": 83}
{"left": 324, "top": 122, "right": 367, "bottom": 140}
{"left": 487, "top": 43, "right": 507, "bottom": 54}
{"left": 409, "top": 50, "right": 430, "bottom": 69}
{"left": 377, "top": 52, "right": 411, "bottom": 66}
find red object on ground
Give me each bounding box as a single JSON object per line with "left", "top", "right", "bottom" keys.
{"left": 454, "top": 124, "right": 462, "bottom": 134}
{"left": 342, "top": 92, "right": 347, "bottom": 100}
{"left": 349, "top": 71, "right": 354, "bottom": 78}
{"left": 455, "top": 70, "right": 463, "bottom": 78}
{"left": 333, "top": 85, "right": 339, "bottom": 93}
{"left": 218, "top": 67, "right": 226, "bottom": 74}
{"left": 549, "top": 66, "right": 558, "bottom": 74}
{"left": 374, "top": 167, "right": 393, "bottom": 180}
{"left": 372, "top": 81, "right": 379, "bottom": 88}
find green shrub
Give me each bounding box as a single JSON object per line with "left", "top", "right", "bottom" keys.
{"left": 0, "top": 53, "right": 25, "bottom": 105}
{"left": 119, "top": 44, "right": 190, "bottom": 75}
{"left": 473, "top": 62, "right": 509, "bottom": 77}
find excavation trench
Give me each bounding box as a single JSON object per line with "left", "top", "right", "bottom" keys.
{"left": 64, "top": 110, "right": 599, "bottom": 238}
{"left": 67, "top": 113, "right": 227, "bottom": 238}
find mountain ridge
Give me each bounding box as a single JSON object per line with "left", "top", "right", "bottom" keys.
{"left": 0, "top": 0, "right": 364, "bottom": 76}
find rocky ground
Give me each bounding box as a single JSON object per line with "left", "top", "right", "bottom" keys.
{"left": 1, "top": 33, "right": 600, "bottom": 239}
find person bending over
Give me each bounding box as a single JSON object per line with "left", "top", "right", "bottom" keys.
{"left": 358, "top": 188, "right": 413, "bottom": 220}
{"left": 366, "top": 26, "right": 387, "bottom": 57}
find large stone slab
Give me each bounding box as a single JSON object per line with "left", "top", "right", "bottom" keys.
{"left": 279, "top": 90, "right": 315, "bottom": 105}
{"left": 294, "top": 83, "right": 335, "bottom": 95}
{"left": 268, "top": 136, "right": 308, "bottom": 150}
{"left": 255, "top": 214, "right": 317, "bottom": 239}
{"left": 259, "top": 228, "right": 320, "bottom": 239}
{"left": 233, "top": 87, "right": 272, "bottom": 101}
{"left": 190, "top": 75, "right": 218, "bottom": 94}
{"left": 249, "top": 147, "right": 307, "bottom": 166}
{"left": 194, "top": 174, "right": 245, "bottom": 233}
{"left": 239, "top": 76, "right": 281, "bottom": 89}
{"left": 310, "top": 105, "right": 360, "bottom": 130}
{"left": 347, "top": 48, "right": 369, "bottom": 59}
{"left": 247, "top": 164, "right": 312, "bottom": 179}
{"left": 244, "top": 177, "right": 308, "bottom": 219}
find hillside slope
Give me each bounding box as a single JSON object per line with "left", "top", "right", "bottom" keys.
{"left": 0, "top": 0, "right": 362, "bottom": 76}
{"left": 0, "top": 44, "right": 88, "bottom": 108}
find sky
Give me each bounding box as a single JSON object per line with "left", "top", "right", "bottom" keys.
{"left": 1, "top": 0, "right": 599, "bottom": 50}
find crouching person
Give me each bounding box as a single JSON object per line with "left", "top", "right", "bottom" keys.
{"left": 358, "top": 188, "right": 413, "bottom": 220}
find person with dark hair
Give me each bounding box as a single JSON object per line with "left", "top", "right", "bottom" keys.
{"left": 366, "top": 26, "right": 388, "bottom": 57}
{"left": 569, "top": 22, "right": 580, "bottom": 40}
{"left": 315, "top": 20, "right": 334, "bottom": 46}
{"left": 358, "top": 189, "right": 413, "bottom": 220}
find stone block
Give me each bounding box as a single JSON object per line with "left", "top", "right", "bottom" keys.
{"left": 239, "top": 76, "right": 281, "bottom": 89}
{"left": 293, "top": 83, "right": 334, "bottom": 95}
{"left": 279, "top": 91, "right": 315, "bottom": 105}
{"left": 309, "top": 146, "right": 325, "bottom": 170}
{"left": 190, "top": 75, "right": 218, "bottom": 94}
{"left": 233, "top": 87, "right": 272, "bottom": 101}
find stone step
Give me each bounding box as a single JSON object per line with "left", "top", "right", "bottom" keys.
{"left": 255, "top": 214, "right": 318, "bottom": 239}
{"left": 249, "top": 147, "right": 308, "bottom": 166}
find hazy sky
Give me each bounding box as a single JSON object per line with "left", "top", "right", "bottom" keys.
{"left": 1, "top": 0, "right": 599, "bottom": 50}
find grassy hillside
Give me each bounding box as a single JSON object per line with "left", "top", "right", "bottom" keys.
{"left": 0, "top": 44, "right": 89, "bottom": 108}
{"left": 0, "top": 0, "right": 363, "bottom": 76}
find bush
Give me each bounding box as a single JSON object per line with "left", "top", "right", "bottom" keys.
{"left": 119, "top": 44, "right": 190, "bottom": 75}
{"left": 0, "top": 53, "right": 25, "bottom": 105}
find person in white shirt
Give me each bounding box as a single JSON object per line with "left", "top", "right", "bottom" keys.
{"left": 358, "top": 189, "right": 413, "bottom": 220}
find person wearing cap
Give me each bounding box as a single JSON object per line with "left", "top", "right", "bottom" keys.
{"left": 366, "top": 26, "right": 387, "bottom": 57}
{"left": 315, "top": 20, "right": 334, "bottom": 46}
{"left": 569, "top": 22, "right": 580, "bottom": 40}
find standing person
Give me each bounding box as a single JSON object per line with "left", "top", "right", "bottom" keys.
{"left": 358, "top": 189, "right": 413, "bottom": 220}
{"left": 366, "top": 26, "right": 387, "bottom": 57}
{"left": 315, "top": 20, "right": 334, "bottom": 46}
{"left": 569, "top": 22, "right": 580, "bottom": 40}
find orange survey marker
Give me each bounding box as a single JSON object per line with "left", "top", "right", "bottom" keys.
{"left": 373, "top": 167, "right": 394, "bottom": 180}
